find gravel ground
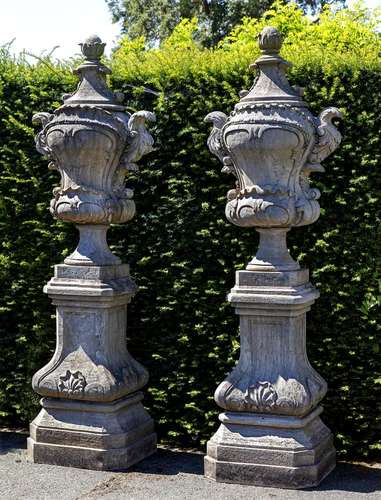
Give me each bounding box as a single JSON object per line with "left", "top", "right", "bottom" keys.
{"left": 0, "top": 430, "right": 380, "bottom": 500}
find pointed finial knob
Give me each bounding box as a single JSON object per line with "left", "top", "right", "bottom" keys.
{"left": 79, "top": 35, "right": 106, "bottom": 61}
{"left": 258, "top": 26, "right": 282, "bottom": 55}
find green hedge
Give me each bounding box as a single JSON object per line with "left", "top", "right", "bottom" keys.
{"left": 0, "top": 2, "right": 380, "bottom": 459}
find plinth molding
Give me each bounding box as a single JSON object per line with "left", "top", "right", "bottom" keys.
{"left": 205, "top": 406, "right": 335, "bottom": 489}
{"left": 28, "top": 393, "right": 156, "bottom": 471}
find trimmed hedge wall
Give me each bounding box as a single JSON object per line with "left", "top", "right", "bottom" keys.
{"left": 0, "top": 3, "right": 380, "bottom": 459}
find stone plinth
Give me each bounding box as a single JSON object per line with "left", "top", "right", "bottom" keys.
{"left": 28, "top": 394, "right": 155, "bottom": 470}
{"left": 28, "top": 263, "right": 156, "bottom": 470}
{"left": 204, "top": 269, "right": 335, "bottom": 488}
{"left": 205, "top": 407, "right": 335, "bottom": 488}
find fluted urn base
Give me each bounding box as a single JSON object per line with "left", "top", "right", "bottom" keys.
{"left": 205, "top": 406, "right": 335, "bottom": 489}
{"left": 28, "top": 393, "right": 156, "bottom": 470}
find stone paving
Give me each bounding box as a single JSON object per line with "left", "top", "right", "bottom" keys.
{"left": 0, "top": 431, "right": 380, "bottom": 500}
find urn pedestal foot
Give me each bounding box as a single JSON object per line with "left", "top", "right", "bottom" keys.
{"left": 205, "top": 407, "right": 335, "bottom": 489}
{"left": 28, "top": 393, "right": 156, "bottom": 470}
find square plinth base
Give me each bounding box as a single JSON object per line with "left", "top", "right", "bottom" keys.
{"left": 28, "top": 392, "right": 157, "bottom": 471}
{"left": 204, "top": 407, "right": 335, "bottom": 489}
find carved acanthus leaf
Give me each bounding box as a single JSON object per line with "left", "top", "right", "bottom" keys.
{"left": 306, "top": 107, "right": 343, "bottom": 170}
{"left": 245, "top": 381, "right": 277, "bottom": 409}
{"left": 120, "top": 110, "right": 156, "bottom": 171}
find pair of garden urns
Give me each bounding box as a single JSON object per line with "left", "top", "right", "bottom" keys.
{"left": 27, "top": 27, "right": 342, "bottom": 489}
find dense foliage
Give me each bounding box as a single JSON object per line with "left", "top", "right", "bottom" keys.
{"left": 0, "top": 2, "right": 380, "bottom": 459}
{"left": 105, "top": 0, "right": 345, "bottom": 46}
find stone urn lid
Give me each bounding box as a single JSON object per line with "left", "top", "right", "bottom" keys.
{"left": 239, "top": 26, "right": 306, "bottom": 107}
{"left": 63, "top": 34, "right": 124, "bottom": 110}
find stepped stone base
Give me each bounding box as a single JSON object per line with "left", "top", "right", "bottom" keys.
{"left": 204, "top": 406, "right": 335, "bottom": 489}
{"left": 28, "top": 392, "right": 156, "bottom": 470}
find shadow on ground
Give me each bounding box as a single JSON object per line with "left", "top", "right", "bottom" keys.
{"left": 129, "top": 447, "right": 204, "bottom": 476}
{"left": 129, "top": 449, "right": 381, "bottom": 494}
{"left": 310, "top": 462, "right": 381, "bottom": 494}
{"left": 1, "top": 430, "right": 380, "bottom": 495}
{"left": 0, "top": 430, "right": 27, "bottom": 454}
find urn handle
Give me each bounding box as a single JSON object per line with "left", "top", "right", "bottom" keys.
{"left": 204, "top": 111, "right": 235, "bottom": 176}
{"left": 306, "top": 107, "right": 343, "bottom": 172}
{"left": 119, "top": 110, "right": 156, "bottom": 172}
{"left": 32, "top": 112, "right": 54, "bottom": 159}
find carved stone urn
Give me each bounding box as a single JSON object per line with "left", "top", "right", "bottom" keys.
{"left": 204, "top": 27, "right": 342, "bottom": 488}
{"left": 28, "top": 35, "right": 157, "bottom": 470}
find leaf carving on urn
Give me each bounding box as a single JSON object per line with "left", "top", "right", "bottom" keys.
{"left": 119, "top": 110, "right": 156, "bottom": 172}
{"left": 245, "top": 381, "right": 278, "bottom": 409}
{"left": 58, "top": 370, "right": 87, "bottom": 395}
{"left": 238, "top": 199, "right": 273, "bottom": 215}
{"left": 299, "top": 170, "right": 321, "bottom": 202}
{"left": 306, "top": 107, "right": 343, "bottom": 170}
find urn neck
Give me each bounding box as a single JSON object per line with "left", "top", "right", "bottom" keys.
{"left": 247, "top": 228, "right": 300, "bottom": 272}
{"left": 64, "top": 225, "right": 121, "bottom": 266}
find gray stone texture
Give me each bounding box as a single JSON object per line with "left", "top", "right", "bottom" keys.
{"left": 29, "top": 35, "right": 156, "bottom": 470}
{"left": 204, "top": 26, "right": 342, "bottom": 488}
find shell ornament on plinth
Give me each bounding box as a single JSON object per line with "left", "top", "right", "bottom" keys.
{"left": 205, "top": 26, "right": 342, "bottom": 238}
{"left": 32, "top": 35, "right": 155, "bottom": 228}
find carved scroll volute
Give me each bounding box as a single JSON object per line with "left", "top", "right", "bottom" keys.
{"left": 113, "top": 111, "right": 156, "bottom": 196}
{"left": 204, "top": 111, "right": 238, "bottom": 201}
{"left": 32, "top": 112, "right": 55, "bottom": 169}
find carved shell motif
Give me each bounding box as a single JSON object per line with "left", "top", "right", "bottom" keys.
{"left": 245, "top": 381, "right": 277, "bottom": 409}
{"left": 58, "top": 370, "right": 87, "bottom": 395}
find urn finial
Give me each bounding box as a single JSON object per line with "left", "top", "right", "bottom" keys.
{"left": 62, "top": 34, "right": 123, "bottom": 109}
{"left": 79, "top": 34, "right": 106, "bottom": 61}
{"left": 258, "top": 26, "right": 282, "bottom": 54}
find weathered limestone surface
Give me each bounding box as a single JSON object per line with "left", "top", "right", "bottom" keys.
{"left": 28, "top": 35, "right": 156, "bottom": 470}
{"left": 204, "top": 26, "right": 342, "bottom": 488}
